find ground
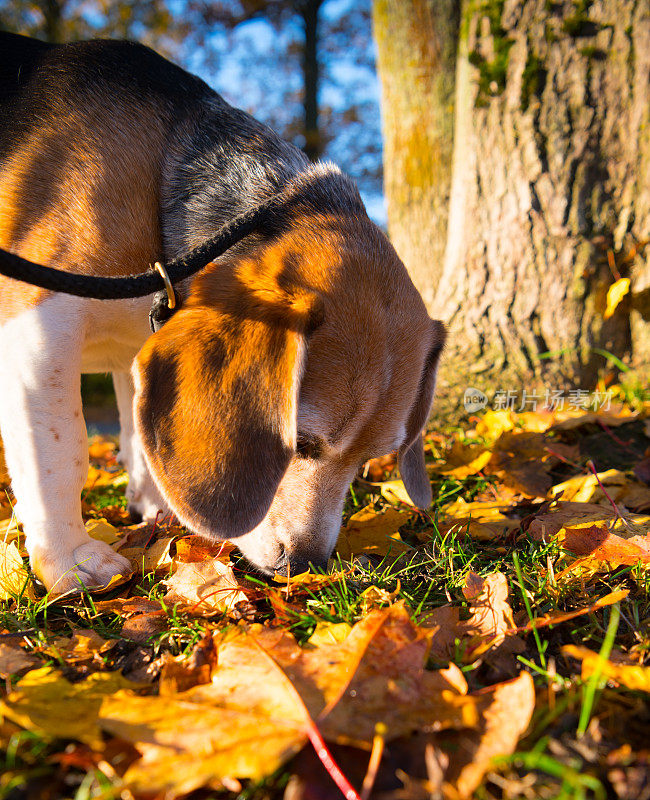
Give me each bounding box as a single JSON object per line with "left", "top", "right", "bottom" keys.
{"left": 0, "top": 379, "right": 649, "bottom": 800}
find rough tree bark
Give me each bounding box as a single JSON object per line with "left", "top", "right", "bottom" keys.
{"left": 437, "top": 0, "right": 650, "bottom": 397}
{"left": 376, "top": 0, "right": 650, "bottom": 403}
{"left": 373, "top": 0, "right": 460, "bottom": 308}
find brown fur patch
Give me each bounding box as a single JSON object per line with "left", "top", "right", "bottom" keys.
{"left": 0, "top": 98, "right": 170, "bottom": 322}
{"left": 134, "top": 261, "right": 323, "bottom": 539}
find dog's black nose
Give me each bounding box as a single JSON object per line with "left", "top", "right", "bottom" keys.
{"left": 127, "top": 504, "right": 143, "bottom": 524}
{"left": 273, "top": 549, "right": 328, "bottom": 577}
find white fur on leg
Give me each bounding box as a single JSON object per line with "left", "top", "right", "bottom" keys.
{"left": 0, "top": 296, "right": 131, "bottom": 593}
{"left": 113, "top": 370, "right": 169, "bottom": 522}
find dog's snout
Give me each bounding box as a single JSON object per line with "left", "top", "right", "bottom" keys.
{"left": 273, "top": 547, "right": 329, "bottom": 577}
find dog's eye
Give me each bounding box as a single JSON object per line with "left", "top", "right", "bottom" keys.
{"left": 296, "top": 433, "right": 323, "bottom": 460}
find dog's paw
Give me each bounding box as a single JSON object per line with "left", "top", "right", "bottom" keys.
{"left": 32, "top": 540, "right": 133, "bottom": 596}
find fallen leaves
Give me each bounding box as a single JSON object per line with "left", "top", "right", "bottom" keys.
{"left": 563, "top": 645, "right": 650, "bottom": 692}
{"left": 163, "top": 558, "right": 250, "bottom": 615}
{"left": 0, "top": 540, "right": 33, "bottom": 600}
{"left": 552, "top": 468, "right": 650, "bottom": 511}
{"left": 439, "top": 498, "right": 520, "bottom": 540}
{"left": 0, "top": 605, "right": 537, "bottom": 799}
{"left": 2, "top": 404, "right": 650, "bottom": 800}
{"left": 441, "top": 672, "right": 535, "bottom": 798}
{"left": 0, "top": 667, "right": 139, "bottom": 747}
{"left": 604, "top": 277, "right": 631, "bottom": 319}
{"left": 460, "top": 573, "right": 523, "bottom": 660}
{"left": 527, "top": 500, "right": 650, "bottom": 541}
{"left": 336, "top": 505, "right": 413, "bottom": 561}
{"left": 0, "top": 642, "right": 39, "bottom": 677}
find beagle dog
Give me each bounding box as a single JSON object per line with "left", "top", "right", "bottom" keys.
{"left": 0, "top": 32, "right": 446, "bottom": 594}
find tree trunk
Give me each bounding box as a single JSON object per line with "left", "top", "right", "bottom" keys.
{"left": 435, "top": 0, "right": 650, "bottom": 400}
{"left": 39, "top": 0, "right": 63, "bottom": 42}
{"left": 299, "top": 0, "right": 323, "bottom": 161}
{"left": 373, "top": 0, "right": 460, "bottom": 309}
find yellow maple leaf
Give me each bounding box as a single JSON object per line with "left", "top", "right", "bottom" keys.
{"left": 120, "top": 535, "right": 176, "bottom": 574}
{"left": 604, "top": 277, "right": 631, "bottom": 319}
{"left": 0, "top": 667, "right": 140, "bottom": 747}
{"left": 563, "top": 645, "right": 650, "bottom": 692}
{"left": 0, "top": 540, "right": 34, "bottom": 601}
{"left": 474, "top": 409, "right": 516, "bottom": 443}
{"left": 85, "top": 518, "right": 120, "bottom": 545}
{"left": 336, "top": 504, "right": 413, "bottom": 561}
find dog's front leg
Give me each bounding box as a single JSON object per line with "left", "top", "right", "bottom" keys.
{"left": 0, "top": 300, "right": 131, "bottom": 594}
{"left": 113, "top": 371, "right": 169, "bottom": 523}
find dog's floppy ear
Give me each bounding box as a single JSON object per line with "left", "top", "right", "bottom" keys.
{"left": 398, "top": 319, "right": 446, "bottom": 508}
{"left": 132, "top": 266, "right": 323, "bottom": 539}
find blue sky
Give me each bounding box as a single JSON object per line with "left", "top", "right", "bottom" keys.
{"left": 182, "top": 0, "right": 387, "bottom": 224}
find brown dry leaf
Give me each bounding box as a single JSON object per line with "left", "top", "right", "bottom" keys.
{"left": 486, "top": 432, "right": 577, "bottom": 499}
{"left": 461, "top": 572, "right": 515, "bottom": 647}
{"left": 553, "top": 523, "right": 650, "bottom": 580}
{"left": 98, "top": 606, "right": 480, "bottom": 797}
{"left": 622, "top": 483, "right": 650, "bottom": 511}
{"left": 163, "top": 559, "right": 249, "bottom": 615}
{"left": 363, "top": 453, "right": 397, "bottom": 481}
{"left": 0, "top": 643, "right": 39, "bottom": 677}
{"left": 159, "top": 632, "right": 219, "bottom": 695}
{"left": 47, "top": 629, "right": 116, "bottom": 664}
{"left": 100, "top": 687, "right": 305, "bottom": 795}
{"left": 439, "top": 498, "right": 520, "bottom": 541}
{"left": 87, "top": 436, "right": 117, "bottom": 463}
{"left": 94, "top": 596, "right": 162, "bottom": 616}
{"left": 551, "top": 408, "right": 638, "bottom": 431}
{"left": 121, "top": 612, "right": 168, "bottom": 643}
{"left": 306, "top": 621, "right": 352, "bottom": 647}
{"left": 336, "top": 504, "right": 414, "bottom": 561}
{"left": 516, "top": 409, "right": 557, "bottom": 432}
{"left": 357, "top": 583, "right": 401, "bottom": 612}
{"left": 552, "top": 470, "right": 626, "bottom": 503}
{"left": 634, "top": 455, "right": 650, "bottom": 485}
{"left": 97, "top": 625, "right": 342, "bottom": 795}
{"left": 0, "top": 540, "right": 34, "bottom": 600}
{"left": 561, "top": 524, "right": 650, "bottom": 561}
{"left": 459, "top": 573, "right": 525, "bottom": 666}
{"left": 513, "top": 589, "right": 629, "bottom": 634}
{"left": 272, "top": 571, "right": 347, "bottom": 595}
{"left": 314, "top": 605, "right": 479, "bottom": 744}
{"left": 527, "top": 500, "right": 650, "bottom": 541}
{"left": 442, "top": 672, "right": 536, "bottom": 798}
{"left": 419, "top": 605, "right": 463, "bottom": 661}
{"left": 563, "top": 645, "right": 650, "bottom": 692}
{"left": 174, "top": 536, "right": 236, "bottom": 564}
{"left": 0, "top": 516, "right": 22, "bottom": 545}
{"left": 0, "top": 666, "right": 140, "bottom": 747}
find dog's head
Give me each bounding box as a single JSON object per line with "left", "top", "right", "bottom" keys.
{"left": 132, "top": 213, "right": 445, "bottom": 575}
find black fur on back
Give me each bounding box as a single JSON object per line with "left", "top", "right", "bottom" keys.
{"left": 0, "top": 31, "right": 366, "bottom": 262}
